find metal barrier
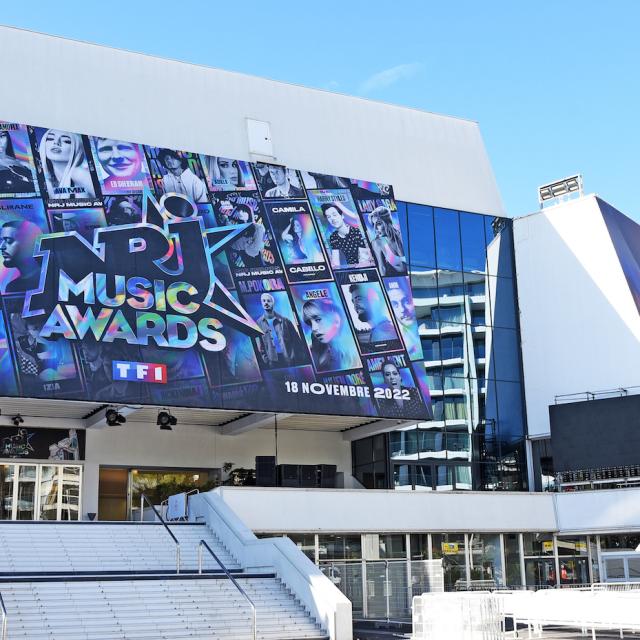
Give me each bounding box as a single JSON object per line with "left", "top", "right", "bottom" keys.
{"left": 139, "top": 493, "right": 181, "bottom": 573}
{"left": 198, "top": 539, "right": 256, "bottom": 640}
{"left": 0, "top": 591, "right": 7, "bottom": 640}
{"left": 320, "top": 559, "right": 444, "bottom": 621}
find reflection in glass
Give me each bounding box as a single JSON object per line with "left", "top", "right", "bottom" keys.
{"left": 39, "top": 465, "right": 59, "bottom": 520}
{"left": 407, "top": 204, "right": 435, "bottom": 267}
{"left": 460, "top": 212, "right": 487, "bottom": 273}
{"left": 434, "top": 209, "right": 462, "bottom": 271}
{"left": 61, "top": 466, "right": 81, "bottom": 521}
{"left": 469, "top": 533, "right": 503, "bottom": 584}
{"left": 16, "top": 465, "right": 37, "bottom": 520}
{"left": 504, "top": 534, "right": 522, "bottom": 587}
{"left": 287, "top": 533, "right": 316, "bottom": 562}
{"left": 431, "top": 533, "right": 465, "bottom": 589}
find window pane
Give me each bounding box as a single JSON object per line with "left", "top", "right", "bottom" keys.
{"left": 431, "top": 533, "right": 466, "bottom": 590}
{"left": 504, "top": 534, "right": 522, "bottom": 587}
{"left": 418, "top": 429, "right": 445, "bottom": 453}
{"left": 434, "top": 208, "right": 462, "bottom": 271}
{"left": 525, "top": 558, "right": 556, "bottom": 587}
{"left": 522, "top": 533, "right": 554, "bottom": 556}
{"left": 390, "top": 430, "right": 417, "bottom": 457}
{"left": 287, "top": 533, "right": 316, "bottom": 562}
{"left": 415, "top": 464, "right": 433, "bottom": 489}
{"left": 410, "top": 534, "right": 429, "bottom": 560}
{"left": 318, "top": 534, "right": 361, "bottom": 561}
{"left": 601, "top": 534, "right": 640, "bottom": 551}
{"left": 353, "top": 438, "right": 373, "bottom": 467}
{"left": 605, "top": 558, "right": 625, "bottom": 580}
{"left": 460, "top": 212, "right": 487, "bottom": 273}
{"left": 379, "top": 534, "right": 406, "bottom": 559}
{"left": 408, "top": 204, "right": 436, "bottom": 268}
{"left": 393, "top": 464, "right": 412, "bottom": 489}
{"left": 469, "top": 533, "right": 502, "bottom": 584}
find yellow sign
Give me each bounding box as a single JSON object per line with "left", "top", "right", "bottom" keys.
{"left": 542, "top": 541, "right": 554, "bottom": 553}
{"left": 441, "top": 542, "right": 460, "bottom": 554}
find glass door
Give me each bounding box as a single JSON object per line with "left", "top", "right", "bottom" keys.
{"left": 0, "top": 464, "right": 15, "bottom": 520}
{"left": 60, "top": 466, "right": 81, "bottom": 520}
{"left": 39, "top": 465, "right": 59, "bottom": 520}
{"left": 15, "top": 465, "right": 37, "bottom": 520}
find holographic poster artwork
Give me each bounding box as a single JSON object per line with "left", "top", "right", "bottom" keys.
{"left": 0, "top": 117, "right": 432, "bottom": 420}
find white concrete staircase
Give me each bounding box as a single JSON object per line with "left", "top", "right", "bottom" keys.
{"left": 0, "top": 521, "right": 329, "bottom": 639}
{"left": 0, "top": 576, "right": 328, "bottom": 639}
{"left": 0, "top": 522, "right": 237, "bottom": 574}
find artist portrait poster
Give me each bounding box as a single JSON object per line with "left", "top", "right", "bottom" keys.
{"left": 0, "top": 117, "right": 432, "bottom": 420}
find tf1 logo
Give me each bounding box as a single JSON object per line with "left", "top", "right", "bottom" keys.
{"left": 112, "top": 361, "right": 167, "bottom": 384}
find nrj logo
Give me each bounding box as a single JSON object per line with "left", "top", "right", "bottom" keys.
{"left": 23, "top": 190, "right": 262, "bottom": 352}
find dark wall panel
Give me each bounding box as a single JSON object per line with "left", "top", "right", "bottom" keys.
{"left": 550, "top": 395, "right": 640, "bottom": 471}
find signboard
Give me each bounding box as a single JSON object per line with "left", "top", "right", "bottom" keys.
{"left": 0, "top": 426, "right": 84, "bottom": 460}
{"left": 542, "top": 541, "right": 554, "bottom": 553}
{"left": 441, "top": 542, "right": 460, "bottom": 555}
{"left": 0, "top": 120, "right": 432, "bottom": 419}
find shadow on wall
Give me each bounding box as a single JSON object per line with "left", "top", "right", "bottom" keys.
{"left": 514, "top": 197, "right": 640, "bottom": 438}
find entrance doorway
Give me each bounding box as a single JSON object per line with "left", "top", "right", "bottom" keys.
{"left": 98, "top": 466, "right": 216, "bottom": 520}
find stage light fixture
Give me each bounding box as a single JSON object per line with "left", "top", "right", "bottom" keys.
{"left": 105, "top": 408, "right": 126, "bottom": 426}
{"left": 157, "top": 410, "right": 177, "bottom": 430}
{"left": 12, "top": 414, "right": 24, "bottom": 427}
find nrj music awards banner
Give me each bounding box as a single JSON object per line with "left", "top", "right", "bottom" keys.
{"left": 0, "top": 119, "right": 431, "bottom": 420}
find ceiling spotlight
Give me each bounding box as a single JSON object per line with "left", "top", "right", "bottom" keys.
{"left": 12, "top": 414, "right": 24, "bottom": 427}
{"left": 157, "top": 410, "right": 177, "bottom": 431}
{"left": 105, "top": 408, "right": 126, "bottom": 426}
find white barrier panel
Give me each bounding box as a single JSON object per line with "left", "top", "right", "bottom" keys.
{"left": 500, "top": 589, "right": 640, "bottom": 638}
{"left": 412, "top": 592, "right": 502, "bottom": 640}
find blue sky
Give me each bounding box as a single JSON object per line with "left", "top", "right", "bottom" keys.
{"left": 2, "top": 1, "right": 639, "bottom": 219}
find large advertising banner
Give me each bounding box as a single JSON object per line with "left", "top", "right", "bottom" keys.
{"left": 0, "top": 120, "right": 432, "bottom": 420}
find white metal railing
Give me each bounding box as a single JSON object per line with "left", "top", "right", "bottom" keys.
{"left": 198, "top": 539, "right": 256, "bottom": 640}
{"left": 0, "top": 591, "right": 7, "bottom": 640}
{"left": 139, "top": 493, "right": 181, "bottom": 573}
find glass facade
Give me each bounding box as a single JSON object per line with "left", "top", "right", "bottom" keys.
{"left": 353, "top": 201, "right": 528, "bottom": 491}
{"left": 261, "top": 529, "right": 606, "bottom": 620}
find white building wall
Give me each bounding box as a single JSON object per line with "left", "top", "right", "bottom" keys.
{"left": 215, "top": 486, "right": 557, "bottom": 533}
{"left": 555, "top": 488, "right": 640, "bottom": 534}
{"left": 82, "top": 425, "right": 351, "bottom": 518}
{"left": 513, "top": 195, "right": 640, "bottom": 438}
{"left": 0, "top": 25, "right": 503, "bottom": 215}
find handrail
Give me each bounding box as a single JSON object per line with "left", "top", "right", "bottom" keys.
{"left": 198, "top": 539, "right": 256, "bottom": 640}
{"left": 0, "top": 590, "right": 7, "bottom": 640}
{"left": 139, "top": 493, "right": 181, "bottom": 574}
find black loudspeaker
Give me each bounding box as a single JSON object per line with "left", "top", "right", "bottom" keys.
{"left": 300, "top": 465, "right": 317, "bottom": 488}
{"left": 255, "top": 456, "right": 276, "bottom": 487}
{"left": 317, "top": 464, "right": 337, "bottom": 488}
{"left": 278, "top": 464, "right": 300, "bottom": 487}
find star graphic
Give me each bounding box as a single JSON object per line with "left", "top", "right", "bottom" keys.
{"left": 142, "top": 190, "right": 262, "bottom": 336}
